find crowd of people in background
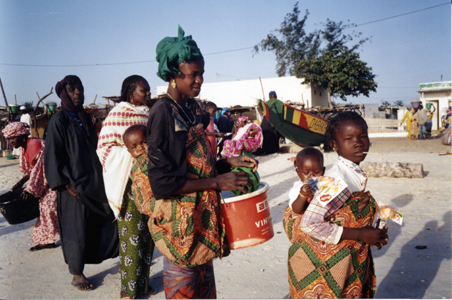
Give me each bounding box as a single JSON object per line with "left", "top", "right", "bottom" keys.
{"left": 400, "top": 103, "right": 441, "bottom": 140}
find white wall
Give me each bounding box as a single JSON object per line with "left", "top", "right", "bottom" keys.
{"left": 363, "top": 104, "right": 380, "bottom": 118}
{"left": 419, "top": 81, "right": 452, "bottom": 130}
{"left": 156, "top": 76, "right": 329, "bottom": 108}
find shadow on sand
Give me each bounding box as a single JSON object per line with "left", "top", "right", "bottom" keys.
{"left": 376, "top": 211, "right": 451, "bottom": 298}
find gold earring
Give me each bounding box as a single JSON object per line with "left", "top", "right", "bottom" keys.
{"left": 171, "top": 80, "right": 176, "bottom": 89}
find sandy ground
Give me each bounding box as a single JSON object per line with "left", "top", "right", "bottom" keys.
{"left": 0, "top": 136, "right": 451, "bottom": 299}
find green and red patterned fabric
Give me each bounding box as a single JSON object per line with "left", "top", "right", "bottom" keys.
{"left": 131, "top": 125, "right": 230, "bottom": 268}
{"left": 283, "top": 191, "right": 378, "bottom": 299}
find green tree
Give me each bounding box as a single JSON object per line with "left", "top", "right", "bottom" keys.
{"left": 393, "top": 100, "right": 405, "bottom": 107}
{"left": 254, "top": 2, "right": 368, "bottom": 77}
{"left": 253, "top": 5, "right": 318, "bottom": 76}
{"left": 380, "top": 100, "right": 391, "bottom": 107}
{"left": 297, "top": 47, "right": 377, "bottom": 108}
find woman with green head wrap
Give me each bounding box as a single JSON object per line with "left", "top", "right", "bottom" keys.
{"left": 142, "top": 26, "right": 259, "bottom": 298}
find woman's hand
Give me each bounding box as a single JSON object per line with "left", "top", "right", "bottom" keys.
{"left": 21, "top": 191, "right": 33, "bottom": 201}
{"left": 215, "top": 171, "right": 252, "bottom": 193}
{"left": 248, "top": 127, "right": 258, "bottom": 138}
{"left": 11, "top": 181, "right": 24, "bottom": 192}
{"left": 227, "top": 155, "right": 258, "bottom": 172}
{"left": 10, "top": 175, "right": 29, "bottom": 192}
{"left": 66, "top": 184, "right": 78, "bottom": 197}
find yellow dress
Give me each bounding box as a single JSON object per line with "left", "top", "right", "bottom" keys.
{"left": 400, "top": 109, "right": 414, "bottom": 138}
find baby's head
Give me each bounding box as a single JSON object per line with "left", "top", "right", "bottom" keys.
{"left": 205, "top": 102, "right": 217, "bottom": 118}
{"left": 123, "top": 124, "right": 147, "bottom": 158}
{"left": 294, "top": 147, "right": 324, "bottom": 182}
{"left": 327, "top": 111, "right": 369, "bottom": 165}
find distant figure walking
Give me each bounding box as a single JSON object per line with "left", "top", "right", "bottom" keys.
{"left": 400, "top": 107, "right": 415, "bottom": 139}
{"left": 417, "top": 104, "right": 429, "bottom": 139}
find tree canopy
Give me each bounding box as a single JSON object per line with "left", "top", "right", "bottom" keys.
{"left": 297, "top": 47, "right": 377, "bottom": 105}
{"left": 254, "top": 2, "right": 377, "bottom": 105}
{"left": 381, "top": 100, "right": 405, "bottom": 107}
{"left": 254, "top": 2, "right": 368, "bottom": 77}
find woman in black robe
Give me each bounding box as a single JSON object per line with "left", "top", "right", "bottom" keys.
{"left": 44, "top": 75, "right": 118, "bottom": 291}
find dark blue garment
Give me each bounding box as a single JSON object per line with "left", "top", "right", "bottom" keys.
{"left": 67, "top": 111, "right": 84, "bottom": 130}
{"left": 217, "top": 116, "right": 230, "bottom": 133}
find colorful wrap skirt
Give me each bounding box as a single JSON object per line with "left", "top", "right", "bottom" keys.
{"left": 118, "top": 180, "right": 154, "bottom": 297}
{"left": 283, "top": 191, "right": 378, "bottom": 299}
{"left": 163, "top": 257, "right": 216, "bottom": 299}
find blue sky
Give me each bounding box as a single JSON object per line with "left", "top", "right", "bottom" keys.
{"left": 0, "top": 0, "right": 450, "bottom": 107}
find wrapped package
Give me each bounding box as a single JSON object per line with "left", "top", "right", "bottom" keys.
{"left": 373, "top": 203, "right": 404, "bottom": 229}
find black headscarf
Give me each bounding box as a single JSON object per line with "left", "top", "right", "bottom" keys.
{"left": 55, "top": 75, "right": 92, "bottom": 136}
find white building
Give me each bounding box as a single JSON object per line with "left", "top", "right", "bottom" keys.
{"left": 418, "top": 81, "right": 451, "bottom": 130}
{"left": 156, "top": 76, "right": 329, "bottom": 109}
{"left": 362, "top": 104, "right": 381, "bottom": 118}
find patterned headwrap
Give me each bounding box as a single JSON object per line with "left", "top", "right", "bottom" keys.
{"left": 155, "top": 25, "right": 203, "bottom": 82}
{"left": 2, "top": 122, "right": 30, "bottom": 138}
{"left": 55, "top": 75, "right": 92, "bottom": 136}
{"left": 237, "top": 116, "right": 249, "bottom": 123}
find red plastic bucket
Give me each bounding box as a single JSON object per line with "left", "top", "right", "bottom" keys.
{"left": 221, "top": 182, "right": 274, "bottom": 250}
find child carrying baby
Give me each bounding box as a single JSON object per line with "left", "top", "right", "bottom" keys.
{"left": 284, "top": 111, "right": 388, "bottom": 298}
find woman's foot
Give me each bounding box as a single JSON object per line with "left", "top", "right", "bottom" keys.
{"left": 146, "top": 285, "right": 158, "bottom": 296}
{"left": 71, "top": 274, "right": 94, "bottom": 291}
{"left": 29, "top": 243, "right": 57, "bottom": 252}
{"left": 120, "top": 291, "right": 134, "bottom": 299}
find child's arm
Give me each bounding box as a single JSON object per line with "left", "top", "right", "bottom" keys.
{"left": 341, "top": 226, "right": 388, "bottom": 248}
{"left": 292, "top": 184, "right": 311, "bottom": 214}
{"left": 205, "top": 131, "right": 225, "bottom": 137}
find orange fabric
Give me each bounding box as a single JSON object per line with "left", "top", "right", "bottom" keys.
{"left": 206, "top": 118, "right": 217, "bottom": 157}
{"left": 131, "top": 125, "right": 230, "bottom": 268}
{"left": 283, "top": 191, "right": 378, "bottom": 299}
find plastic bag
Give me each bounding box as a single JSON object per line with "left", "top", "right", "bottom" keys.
{"left": 373, "top": 202, "right": 403, "bottom": 229}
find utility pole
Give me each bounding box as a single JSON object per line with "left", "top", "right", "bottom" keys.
{"left": 0, "top": 77, "right": 8, "bottom": 107}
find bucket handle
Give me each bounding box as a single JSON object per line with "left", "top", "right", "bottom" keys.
{"left": 219, "top": 193, "right": 230, "bottom": 208}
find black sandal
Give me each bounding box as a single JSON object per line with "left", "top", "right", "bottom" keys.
{"left": 29, "top": 243, "right": 57, "bottom": 252}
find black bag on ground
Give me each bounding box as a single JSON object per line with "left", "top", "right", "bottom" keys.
{"left": 0, "top": 188, "right": 40, "bottom": 225}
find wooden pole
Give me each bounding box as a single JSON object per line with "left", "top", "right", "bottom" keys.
{"left": 259, "top": 77, "right": 266, "bottom": 102}
{"left": 33, "top": 87, "right": 54, "bottom": 138}
{"left": 93, "top": 94, "right": 97, "bottom": 104}
{"left": 0, "top": 77, "right": 9, "bottom": 107}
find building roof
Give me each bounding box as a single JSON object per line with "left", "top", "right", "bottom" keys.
{"left": 418, "top": 81, "right": 452, "bottom": 93}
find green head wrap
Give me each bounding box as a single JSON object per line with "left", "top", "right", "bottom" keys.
{"left": 156, "top": 25, "right": 203, "bottom": 82}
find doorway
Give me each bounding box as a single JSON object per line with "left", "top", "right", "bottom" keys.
{"left": 426, "top": 100, "right": 439, "bottom": 130}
